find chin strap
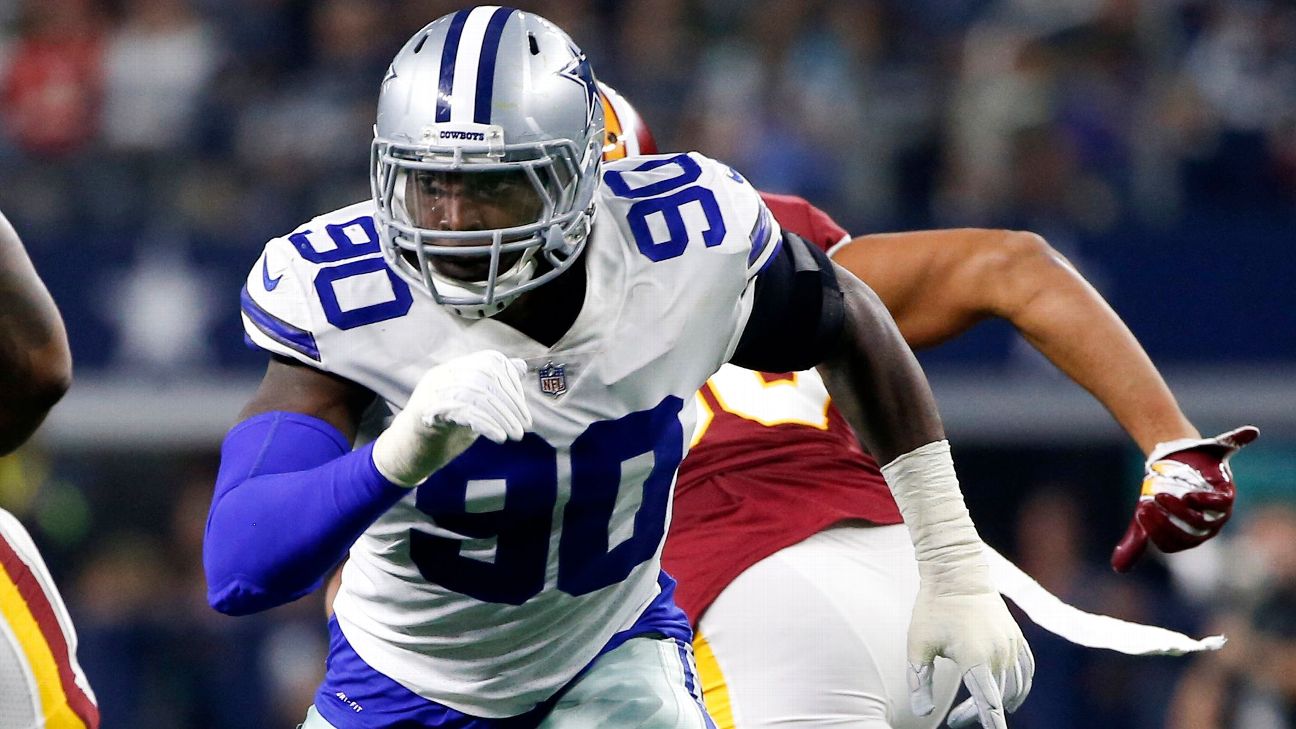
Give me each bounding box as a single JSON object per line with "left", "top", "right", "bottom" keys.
{"left": 433, "top": 242, "right": 540, "bottom": 319}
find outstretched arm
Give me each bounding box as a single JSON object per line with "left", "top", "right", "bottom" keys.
{"left": 0, "top": 212, "right": 71, "bottom": 454}
{"left": 833, "top": 228, "right": 1195, "bottom": 452}
{"left": 832, "top": 229, "right": 1256, "bottom": 570}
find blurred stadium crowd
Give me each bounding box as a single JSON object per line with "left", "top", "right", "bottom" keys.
{"left": 3, "top": 0, "right": 1296, "bottom": 241}
{"left": 0, "top": 0, "right": 1293, "bottom": 726}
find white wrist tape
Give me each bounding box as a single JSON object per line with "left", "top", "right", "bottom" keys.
{"left": 372, "top": 412, "right": 477, "bottom": 488}
{"left": 881, "top": 440, "right": 989, "bottom": 594}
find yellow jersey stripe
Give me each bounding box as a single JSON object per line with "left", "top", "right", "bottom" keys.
{"left": 693, "top": 631, "right": 736, "bottom": 729}
{"left": 0, "top": 528, "right": 95, "bottom": 729}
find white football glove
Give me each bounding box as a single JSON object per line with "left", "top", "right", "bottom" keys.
{"left": 882, "top": 441, "right": 1034, "bottom": 729}
{"left": 371, "top": 350, "right": 532, "bottom": 487}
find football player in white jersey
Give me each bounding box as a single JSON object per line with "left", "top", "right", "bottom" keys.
{"left": 203, "top": 7, "right": 1032, "bottom": 729}
{"left": 0, "top": 210, "right": 98, "bottom": 729}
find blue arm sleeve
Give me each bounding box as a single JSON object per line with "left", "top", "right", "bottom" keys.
{"left": 203, "top": 411, "right": 411, "bottom": 616}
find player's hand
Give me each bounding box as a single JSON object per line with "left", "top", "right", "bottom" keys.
{"left": 1110, "top": 425, "right": 1258, "bottom": 573}
{"left": 909, "top": 584, "right": 1034, "bottom": 729}
{"left": 882, "top": 442, "right": 1033, "bottom": 729}
{"left": 372, "top": 350, "right": 532, "bottom": 487}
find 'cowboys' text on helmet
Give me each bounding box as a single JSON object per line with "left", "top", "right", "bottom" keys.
{"left": 371, "top": 6, "right": 605, "bottom": 318}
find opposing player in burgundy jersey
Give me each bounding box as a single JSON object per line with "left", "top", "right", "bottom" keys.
{"left": 601, "top": 85, "right": 1256, "bottom": 729}
{"left": 667, "top": 192, "right": 900, "bottom": 622}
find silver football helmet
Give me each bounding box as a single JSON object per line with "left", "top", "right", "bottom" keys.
{"left": 371, "top": 6, "right": 605, "bottom": 318}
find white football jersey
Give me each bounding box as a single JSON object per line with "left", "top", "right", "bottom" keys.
{"left": 0, "top": 509, "right": 98, "bottom": 729}
{"left": 240, "top": 152, "right": 781, "bottom": 717}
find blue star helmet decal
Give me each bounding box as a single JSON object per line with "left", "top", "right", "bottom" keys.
{"left": 558, "top": 43, "right": 600, "bottom": 133}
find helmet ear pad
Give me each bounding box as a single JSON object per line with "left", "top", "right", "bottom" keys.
{"left": 370, "top": 8, "right": 605, "bottom": 318}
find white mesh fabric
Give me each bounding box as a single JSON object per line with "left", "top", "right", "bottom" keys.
{"left": 0, "top": 616, "right": 41, "bottom": 729}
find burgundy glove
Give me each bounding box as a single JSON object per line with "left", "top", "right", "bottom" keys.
{"left": 1111, "top": 426, "right": 1259, "bottom": 573}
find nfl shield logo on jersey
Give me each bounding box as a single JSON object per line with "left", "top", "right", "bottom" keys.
{"left": 538, "top": 361, "right": 567, "bottom": 398}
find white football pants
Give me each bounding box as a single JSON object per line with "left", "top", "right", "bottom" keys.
{"left": 694, "top": 523, "right": 960, "bottom": 728}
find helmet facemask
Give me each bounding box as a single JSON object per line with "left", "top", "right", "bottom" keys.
{"left": 371, "top": 8, "right": 605, "bottom": 319}
{"left": 373, "top": 132, "right": 598, "bottom": 319}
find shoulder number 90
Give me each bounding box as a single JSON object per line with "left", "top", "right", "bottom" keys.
{"left": 604, "top": 154, "right": 727, "bottom": 262}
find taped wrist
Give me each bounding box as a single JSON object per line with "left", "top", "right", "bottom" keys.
{"left": 881, "top": 440, "right": 989, "bottom": 594}
{"left": 372, "top": 408, "right": 477, "bottom": 488}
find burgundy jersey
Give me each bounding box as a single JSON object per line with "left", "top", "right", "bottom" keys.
{"left": 663, "top": 192, "right": 903, "bottom": 623}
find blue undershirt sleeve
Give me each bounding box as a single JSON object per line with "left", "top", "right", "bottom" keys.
{"left": 203, "top": 411, "right": 411, "bottom": 616}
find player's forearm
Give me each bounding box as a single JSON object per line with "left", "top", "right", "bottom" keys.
{"left": 203, "top": 412, "right": 410, "bottom": 615}
{"left": 816, "top": 266, "right": 945, "bottom": 465}
{"left": 820, "top": 272, "right": 993, "bottom": 600}
{"left": 998, "top": 237, "right": 1198, "bottom": 453}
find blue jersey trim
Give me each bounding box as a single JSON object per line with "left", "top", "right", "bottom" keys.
{"left": 754, "top": 235, "right": 784, "bottom": 276}
{"left": 675, "top": 641, "right": 696, "bottom": 697}
{"left": 240, "top": 285, "right": 321, "bottom": 361}
{"left": 315, "top": 571, "right": 692, "bottom": 727}
{"left": 593, "top": 570, "right": 692, "bottom": 662}
{"left": 673, "top": 639, "right": 717, "bottom": 729}
{"left": 474, "top": 7, "right": 516, "bottom": 124}
{"left": 436, "top": 10, "right": 470, "bottom": 123}
{"left": 747, "top": 203, "right": 774, "bottom": 266}
{"left": 317, "top": 618, "right": 556, "bottom": 729}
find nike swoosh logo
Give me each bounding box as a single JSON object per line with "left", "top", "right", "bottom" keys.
{"left": 262, "top": 255, "right": 283, "bottom": 291}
